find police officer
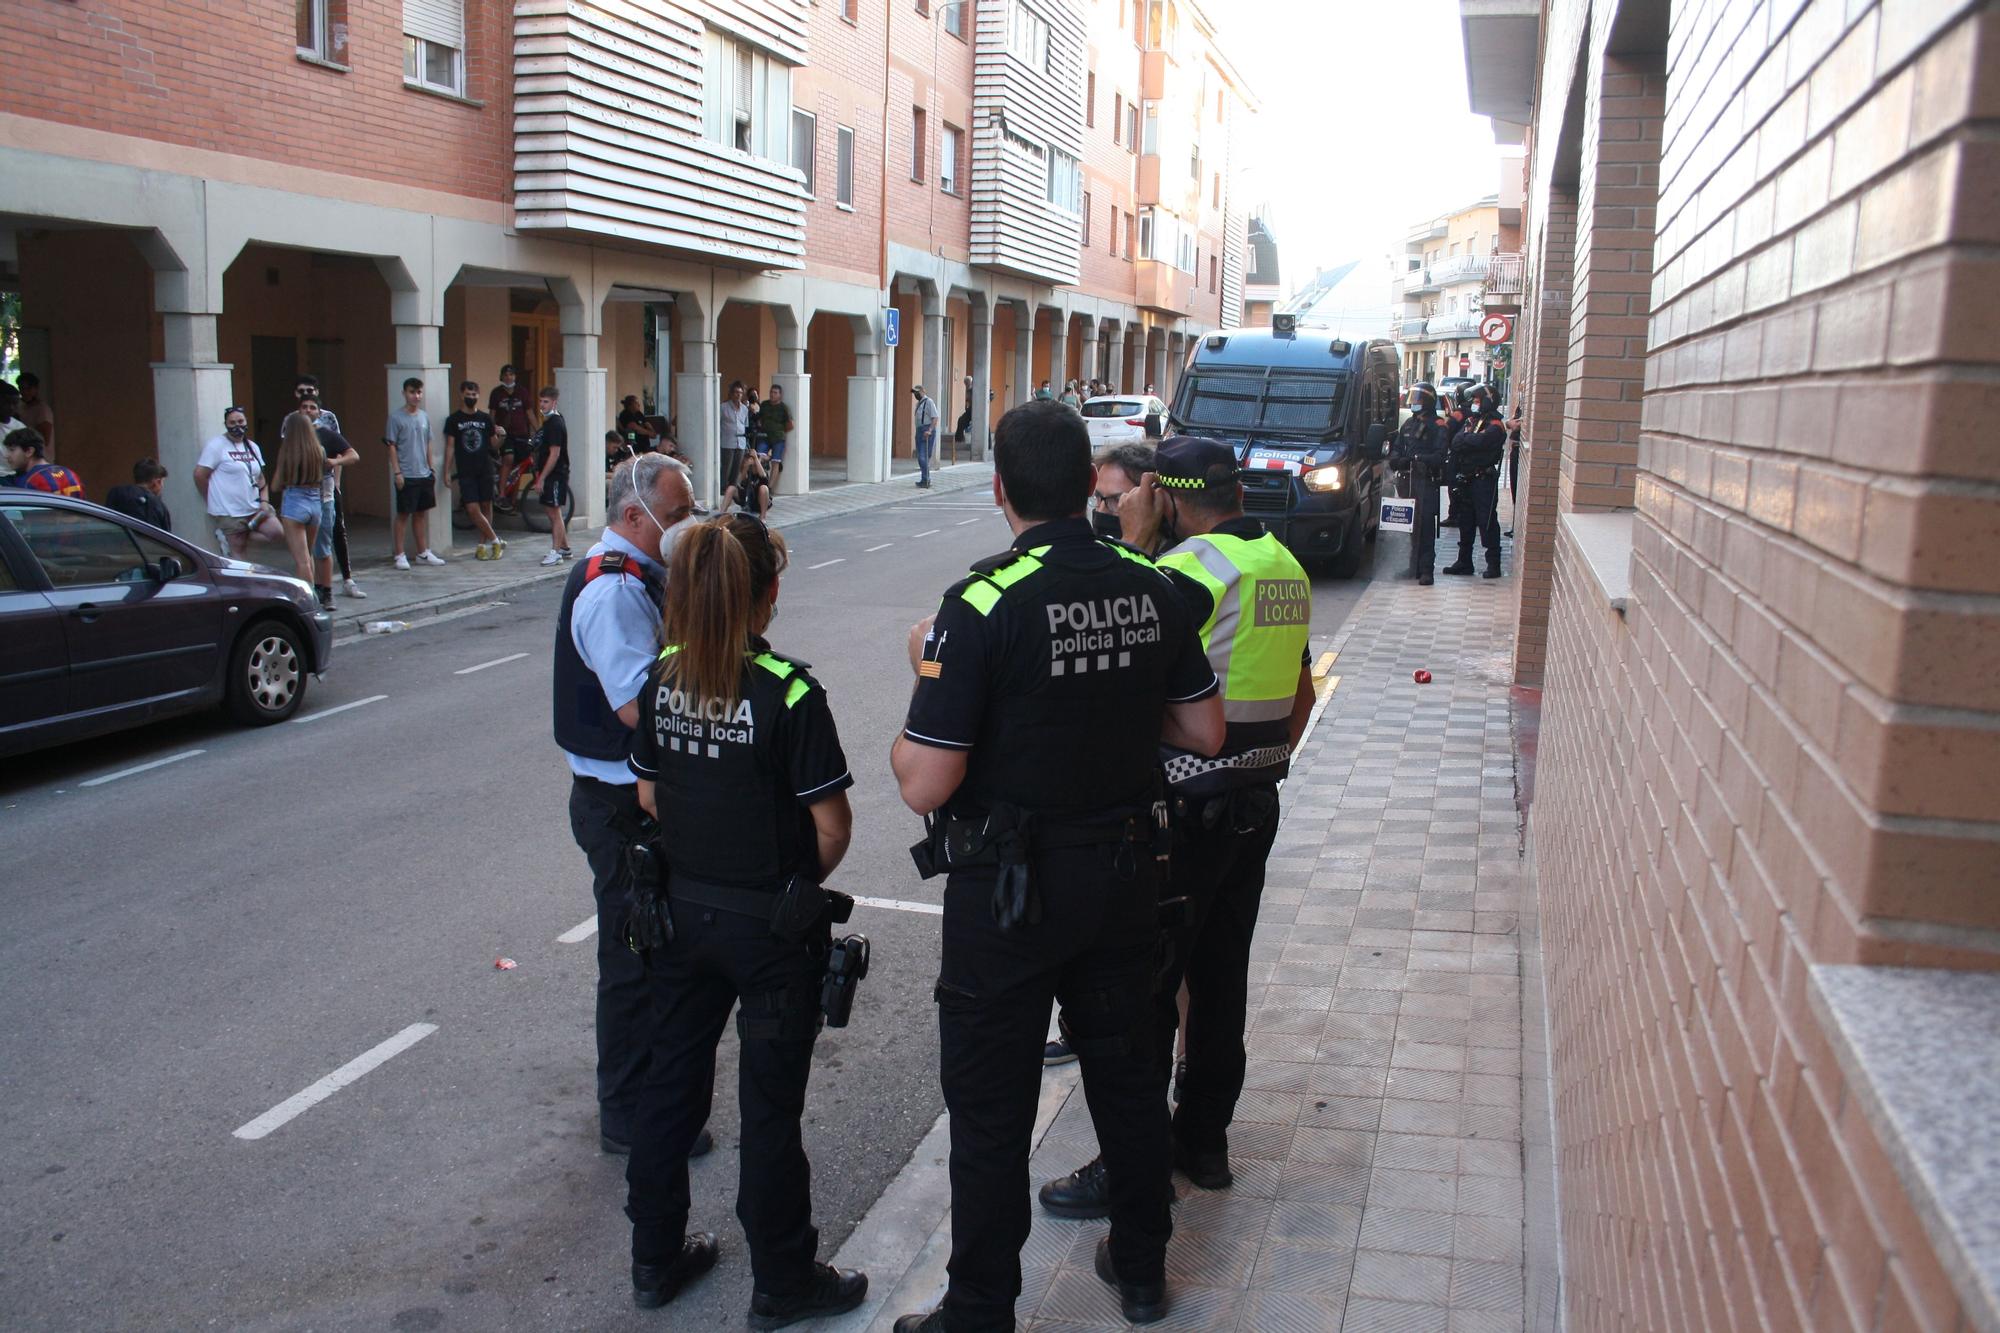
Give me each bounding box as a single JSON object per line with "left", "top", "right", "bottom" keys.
{"left": 1037, "top": 436, "right": 1315, "bottom": 1215}
{"left": 1390, "top": 385, "right": 1450, "bottom": 585}
{"left": 889, "top": 400, "right": 1225, "bottom": 1331}
{"left": 553, "top": 455, "right": 710, "bottom": 1158}
{"left": 620, "top": 513, "right": 870, "bottom": 1325}
{"left": 1443, "top": 384, "right": 1506, "bottom": 578}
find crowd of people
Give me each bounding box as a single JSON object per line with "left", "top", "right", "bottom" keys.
{"left": 553, "top": 399, "right": 1314, "bottom": 1329}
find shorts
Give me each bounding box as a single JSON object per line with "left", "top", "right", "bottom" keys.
{"left": 458, "top": 466, "right": 496, "bottom": 505}
{"left": 764, "top": 439, "right": 787, "bottom": 462}
{"left": 540, "top": 473, "right": 571, "bottom": 509}
{"left": 210, "top": 512, "right": 262, "bottom": 547}
{"left": 313, "top": 498, "right": 337, "bottom": 558}
{"left": 395, "top": 475, "right": 437, "bottom": 514}
{"left": 280, "top": 486, "right": 322, "bottom": 525}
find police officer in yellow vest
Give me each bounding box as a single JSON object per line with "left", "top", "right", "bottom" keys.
{"left": 1039, "top": 435, "right": 1315, "bottom": 1217}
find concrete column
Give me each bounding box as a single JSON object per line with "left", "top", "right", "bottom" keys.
{"left": 152, "top": 311, "right": 233, "bottom": 546}
{"left": 555, "top": 332, "right": 607, "bottom": 528}
{"left": 1013, "top": 306, "right": 1034, "bottom": 409}
{"left": 389, "top": 322, "right": 454, "bottom": 555}
{"left": 1106, "top": 325, "right": 1126, "bottom": 393}
{"left": 969, "top": 308, "right": 994, "bottom": 462}
{"left": 772, "top": 334, "right": 810, "bottom": 497}
{"left": 675, "top": 336, "right": 723, "bottom": 506}
{"left": 1048, "top": 317, "right": 1068, "bottom": 396}
{"left": 848, "top": 340, "right": 888, "bottom": 484}
{"left": 1147, "top": 333, "right": 1167, "bottom": 397}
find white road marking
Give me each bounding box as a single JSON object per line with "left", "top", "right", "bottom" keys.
{"left": 296, "top": 694, "right": 388, "bottom": 723}
{"left": 956, "top": 517, "right": 983, "bottom": 526}
{"left": 558, "top": 914, "right": 599, "bottom": 943}
{"left": 79, "top": 750, "right": 205, "bottom": 788}
{"left": 852, "top": 894, "right": 944, "bottom": 917}
{"left": 809, "top": 558, "right": 846, "bottom": 570}
{"left": 912, "top": 529, "right": 940, "bottom": 538}
{"left": 454, "top": 652, "right": 529, "bottom": 675}
{"left": 232, "top": 1022, "right": 438, "bottom": 1141}
{"left": 865, "top": 543, "right": 895, "bottom": 552}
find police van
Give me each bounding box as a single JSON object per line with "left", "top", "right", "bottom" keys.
{"left": 1165, "top": 315, "right": 1400, "bottom": 576}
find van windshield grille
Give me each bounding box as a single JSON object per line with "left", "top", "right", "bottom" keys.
{"left": 1179, "top": 372, "right": 1345, "bottom": 432}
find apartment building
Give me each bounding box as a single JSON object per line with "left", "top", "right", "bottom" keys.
{"left": 1391, "top": 192, "right": 1520, "bottom": 387}
{"left": 1239, "top": 208, "right": 1281, "bottom": 327}
{"left": 0, "top": 0, "right": 1254, "bottom": 537}
{"left": 1464, "top": 0, "right": 2000, "bottom": 1328}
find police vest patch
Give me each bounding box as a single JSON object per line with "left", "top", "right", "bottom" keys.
{"left": 1253, "top": 578, "right": 1312, "bottom": 627}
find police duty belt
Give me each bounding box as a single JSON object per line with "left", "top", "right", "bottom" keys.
{"left": 1162, "top": 743, "right": 1292, "bottom": 787}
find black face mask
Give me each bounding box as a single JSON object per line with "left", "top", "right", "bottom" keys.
{"left": 1091, "top": 509, "right": 1123, "bottom": 539}
{"left": 464, "top": 395, "right": 478, "bottom": 406}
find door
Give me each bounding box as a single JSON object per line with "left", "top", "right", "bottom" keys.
{"left": 251, "top": 335, "right": 300, "bottom": 448}
{"left": 0, "top": 504, "right": 225, "bottom": 715}
{"left": 0, "top": 530, "right": 68, "bottom": 739}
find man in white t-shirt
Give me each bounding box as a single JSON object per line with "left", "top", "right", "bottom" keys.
{"left": 193, "top": 405, "right": 283, "bottom": 557}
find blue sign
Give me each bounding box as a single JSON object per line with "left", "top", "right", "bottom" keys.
{"left": 884, "top": 308, "right": 900, "bottom": 347}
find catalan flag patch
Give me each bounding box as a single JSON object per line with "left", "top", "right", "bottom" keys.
{"left": 918, "top": 660, "right": 943, "bottom": 679}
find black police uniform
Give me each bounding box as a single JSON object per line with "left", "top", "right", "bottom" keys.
{"left": 904, "top": 517, "right": 1217, "bottom": 1331}
{"left": 1446, "top": 411, "right": 1506, "bottom": 575}
{"left": 1390, "top": 412, "right": 1449, "bottom": 581}
{"left": 623, "top": 639, "right": 852, "bottom": 1292}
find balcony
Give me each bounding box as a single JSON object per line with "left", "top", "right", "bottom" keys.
{"left": 1400, "top": 317, "right": 1436, "bottom": 342}
{"left": 1408, "top": 217, "right": 1448, "bottom": 243}
{"left": 1484, "top": 252, "right": 1525, "bottom": 313}
{"left": 1135, "top": 259, "right": 1196, "bottom": 316}
{"left": 1460, "top": 0, "right": 1539, "bottom": 139}
{"left": 1429, "top": 254, "right": 1489, "bottom": 286}
{"left": 512, "top": 1, "right": 808, "bottom": 270}
{"left": 1426, "top": 312, "right": 1482, "bottom": 339}
{"left": 1403, "top": 269, "right": 1440, "bottom": 296}
{"left": 1140, "top": 48, "right": 1168, "bottom": 101}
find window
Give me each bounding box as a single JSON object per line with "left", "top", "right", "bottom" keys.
{"left": 911, "top": 107, "right": 927, "bottom": 181}
{"left": 841, "top": 0, "right": 856, "bottom": 17}
{"left": 402, "top": 0, "right": 463, "bottom": 94}
{"left": 1212, "top": 172, "right": 1221, "bottom": 208}
{"left": 1210, "top": 255, "right": 1217, "bottom": 292}
{"left": 1007, "top": 2, "right": 1051, "bottom": 70}
{"left": 1110, "top": 210, "right": 1119, "bottom": 255}
{"left": 943, "top": 0, "right": 964, "bottom": 37}
{"left": 940, "top": 123, "right": 961, "bottom": 194}
{"left": 1112, "top": 94, "right": 1123, "bottom": 144}
{"left": 3, "top": 506, "right": 150, "bottom": 588}
{"left": 1047, "top": 148, "right": 1081, "bottom": 213}
{"left": 1082, "top": 191, "right": 1092, "bottom": 243}
{"left": 1125, "top": 211, "right": 1135, "bottom": 258}
{"left": 297, "top": 0, "right": 349, "bottom": 63}
{"left": 1141, "top": 100, "right": 1159, "bottom": 154}
{"left": 702, "top": 29, "right": 793, "bottom": 161}
{"left": 1126, "top": 103, "right": 1139, "bottom": 152}
{"left": 1216, "top": 88, "right": 1224, "bottom": 122}
{"left": 1086, "top": 71, "right": 1096, "bottom": 126}
{"left": 791, "top": 108, "right": 817, "bottom": 195}
{"left": 916, "top": 0, "right": 929, "bottom": 12}
{"left": 836, "top": 126, "right": 855, "bottom": 205}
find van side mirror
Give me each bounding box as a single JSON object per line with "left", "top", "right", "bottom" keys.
{"left": 1144, "top": 412, "right": 1165, "bottom": 439}
{"left": 1365, "top": 422, "right": 1390, "bottom": 458}
{"left": 152, "top": 555, "right": 184, "bottom": 582}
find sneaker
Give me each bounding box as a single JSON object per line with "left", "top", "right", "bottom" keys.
{"left": 747, "top": 1263, "right": 868, "bottom": 1331}
{"left": 1038, "top": 1156, "right": 1110, "bottom": 1219}
{"left": 394, "top": 553, "right": 411, "bottom": 571}
{"left": 474, "top": 542, "right": 491, "bottom": 561}
{"left": 417, "top": 550, "right": 447, "bottom": 566}
{"left": 1042, "top": 1038, "right": 1077, "bottom": 1066}
{"left": 541, "top": 549, "right": 567, "bottom": 566}
{"left": 492, "top": 538, "right": 508, "bottom": 558}
{"left": 343, "top": 579, "right": 368, "bottom": 598}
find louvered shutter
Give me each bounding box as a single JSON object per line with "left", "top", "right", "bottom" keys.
{"left": 403, "top": 0, "right": 462, "bottom": 48}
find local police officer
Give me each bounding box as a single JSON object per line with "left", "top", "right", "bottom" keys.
{"left": 1390, "top": 385, "right": 1450, "bottom": 585}
{"left": 1038, "top": 436, "right": 1314, "bottom": 1215}
{"left": 553, "top": 455, "right": 708, "bottom": 1158}
{"left": 620, "top": 513, "right": 869, "bottom": 1325}
{"left": 890, "top": 400, "right": 1225, "bottom": 1332}
{"left": 1443, "top": 384, "right": 1506, "bottom": 578}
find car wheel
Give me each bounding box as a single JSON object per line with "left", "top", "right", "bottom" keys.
{"left": 226, "top": 618, "right": 309, "bottom": 726}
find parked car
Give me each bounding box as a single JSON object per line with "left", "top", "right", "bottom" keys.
{"left": 0, "top": 491, "right": 334, "bottom": 759}
{"left": 1079, "top": 394, "right": 1170, "bottom": 448}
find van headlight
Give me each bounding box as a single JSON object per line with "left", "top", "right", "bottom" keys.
{"left": 1302, "top": 464, "right": 1344, "bottom": 492}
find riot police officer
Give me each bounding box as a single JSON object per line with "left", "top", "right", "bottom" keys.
{"left": 1389, "top": 385, "right": 1449, "bottom": 585}
{"left": 621, "top": 513, "right": 869, "bottom": 1325}
{"left": 889, "top": 400, "right": 1225, "bottom": 1331}
{"left": 1036, "top": 435, "right": 1315, "bottom": 1217}
{"left": 1443, "top": 384, "right": 1506, "bottom": 578}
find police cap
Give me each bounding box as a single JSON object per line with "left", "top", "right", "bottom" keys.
{"left": 1152, "top": 436, "right": 1239, "bottom": 493}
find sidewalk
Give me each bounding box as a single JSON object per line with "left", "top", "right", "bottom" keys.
{"left": 312, "top": 460, "right": 994, "bottom": 637}
{"left": 828, "top": 508, "right": 1555, "bottom": 1332}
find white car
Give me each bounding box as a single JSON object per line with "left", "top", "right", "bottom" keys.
{"left": 1079, "top": 394, "right": 1170, "bottom": 448}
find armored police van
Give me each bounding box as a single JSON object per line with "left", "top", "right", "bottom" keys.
{"left": 1166, "top": 316, "right": 1400, "bottom": 576}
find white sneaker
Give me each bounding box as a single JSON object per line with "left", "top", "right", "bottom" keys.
{"left": 394, "top": 553, "right": 411, "bottom": 571}
{"left": 540, "top": 549, "right": 566, "bottom": 566}
{"left": 343, "top": 579, "right": 368, "bottom": 598}
{"left": 417, "top": 550, "right": 447, "bottom": 566}
{"left": 492, "top": 538, "right": 508, "bottom": 558}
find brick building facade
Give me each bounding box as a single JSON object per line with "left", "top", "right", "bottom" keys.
{"left": 1465, "top": 0, "right": 2000, "bottom": 1327}
{"left": 2, "top": 0, "right": 1254, "bottom": 539}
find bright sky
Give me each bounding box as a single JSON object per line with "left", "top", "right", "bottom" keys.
{"left": 1217, "top": 0, "right": 1502, "bottom": 298}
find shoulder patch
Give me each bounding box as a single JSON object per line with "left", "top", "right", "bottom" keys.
{"left": 968, "top": 546, "right": 1026, "bottom": 575}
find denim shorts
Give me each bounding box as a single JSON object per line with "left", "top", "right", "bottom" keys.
{"left": 312, "top": 497, "right": 337, "bottom": 557}
{"left": 280, "top": 486, "right": 321, "bottom": 525}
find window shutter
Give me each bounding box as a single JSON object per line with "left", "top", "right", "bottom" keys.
{"left": 402, "top": 0, "right": 462, "bottom": 47}
{"left": 733, "top": 42, "right": 754, "bottom": 116}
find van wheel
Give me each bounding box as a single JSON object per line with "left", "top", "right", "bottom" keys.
{"left": 1328, "top": 516, "right": 1366, "bottom": 579}
{"left": 226, "top": 618, "right": 309, "bottom": 726}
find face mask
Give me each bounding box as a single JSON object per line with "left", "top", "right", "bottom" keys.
{"left": 226, "top": 424, "right": 247, "bottom": 438}
{"left": 464, "top": 395, "right": 478, "bottom": 406}
{"left": 1091, "top": 509, "right": 1123, "bottom": 539}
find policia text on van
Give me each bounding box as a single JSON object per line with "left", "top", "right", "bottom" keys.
{"left": 1165, "top": 320, "right": 1400, "bottom": 577}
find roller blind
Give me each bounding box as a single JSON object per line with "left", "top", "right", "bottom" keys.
{"left": 404, "top": 0, "right": 462, "bottom": 48}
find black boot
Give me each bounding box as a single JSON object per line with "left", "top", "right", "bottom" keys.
{"left": 748, "top": 1263, "right": 868, "bottom": 1330}
{"left": 1482, "top": 564, "right": 1502, "bottom": 579}
{"left": 631, "top": 1233, "right": 719, "bottom": 1308}
{"left": 893, "top": 1312, "right": 953, "bottom": 1333}
{"left": 1173, "top": 1138, "right": 1233, "bottom": 1190}
{"left": 1038, "top": 1156, "right": 1111, "bottom": 1219}
{"left": 1442, "top": 559, "right": 1475, "bottom": 576}
{"left": 1418, "top": 572, "right": 1434, "bottom": 586}
{"left": 1094, "top": 1237, "right": 1168, "bottom": 1325}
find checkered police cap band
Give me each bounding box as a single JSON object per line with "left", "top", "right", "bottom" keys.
{"left": 1156, "top": 475, "right": 1209, "bottom": 490}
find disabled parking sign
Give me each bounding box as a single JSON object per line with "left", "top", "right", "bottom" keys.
{"left": 884, "top": 308, "right": 900, "bottom": 347}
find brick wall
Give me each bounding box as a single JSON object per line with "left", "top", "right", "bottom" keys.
{"left": 799, "top": 1, "right": 891, "bottom": 283}
{"left": 1512, "top": 188, "right": 1575, "bottom": 686}
{"left": 1528, "top": 0, "right": 2000, "bottom": 1329}
{"left": 6, "top": 0, "right": 510, "bottom": 200}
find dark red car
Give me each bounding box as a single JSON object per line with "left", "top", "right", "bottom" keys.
{"left": 0, "top": 491, "right": 334, "bottom": 758}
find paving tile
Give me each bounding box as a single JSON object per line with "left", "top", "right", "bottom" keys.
{"left": 1368, "top": 1166, "right": 1459, "bottom": 1213}
{"left": 1452, "top": 1213, "right": 1525, "bottom": 1263}
{"left": 1240, "top": 1289, "right": 1350, "bottom": 1333}
{"left": 1148, "top": 1283, "right": 1243, "bottom": 1331}
{"left": 1373, "top": 1132, "right": 1461, "bottom": 1173}
{"left": 1266, "top": 1199, "right": 1365, "bottom": 1248}
{"left": 1276, "top": 1159, "right": 1372, "bottom": 1206}
{"left": 1357, "top": 1205, "right": 1457, "bottom": 1257}
{"left": 1349, "top": 1249, "right": 1454, "bottom": 1303}
{"left": 1299, "top": 1094, "right": 1384, "bottom": 1131}
{"left": 1035, "top": 1265, "right": 1127, "bottom": 1324}
{"left": 1290, "top": 1126, "right": 1376, "bottom": 1167}
{"left": 1233, "top": 1089, "right": 1305, "bottom": 1125}
{"left": 1252, "top": 1241, "right": 1359, "bottom": 1293}
{"left": 1454, "top": 1174, "right": 1524, "bottom": 1219}
{"left": 1449, "top": 1258, "right": 1525, "bottom": 1312}
{"left": 1164, "top": 1231, "right": 1262, "bottom": 1287}
{"left": 1309, "top": 1063, "right": 1391, "bottom": 1098}
{"left": 1324, "top": 1011, "right": 1400, "bottom": 1042}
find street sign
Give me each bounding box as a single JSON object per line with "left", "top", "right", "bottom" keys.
{"left": 884, "top": 308, "right": 900, "bottom": 347}
{"left": 1479, "top": 313, "right": 1513, "bottom": 346}
{"left": 1459, "top": 352, "right": 1471, "bottom": 371}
